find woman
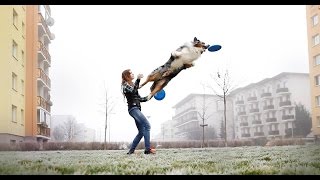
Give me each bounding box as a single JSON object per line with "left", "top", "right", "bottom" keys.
{"left": 121, "top": 69, "right": 156, "bottom": 155}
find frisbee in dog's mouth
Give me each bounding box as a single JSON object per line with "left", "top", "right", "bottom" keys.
{"left": 208, "top": 45, "right": 222, "bottom": 52}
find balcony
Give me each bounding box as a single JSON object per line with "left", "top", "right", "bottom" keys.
{"left": 44, "top": 5, "right": 51, "bottom": 16}
{"left": 247, "top": 96, "right": 257, "bottom": 102}
{"left": 266, "top": 117, "right": 277, "bottom": 123}
{"left": 254, "top": 132, "right": 264, "bottom": 136}
{"left": 249, "top": 108, "right": 259, "bottom": 113}
{"left": 268, "top": 130, "right": 280, "bottom": 135}
{"left": 282, "top": 115, "right": 295, "bottom": 120}
{"left": 235, "top": 100, "right": 244, "bottom": 105}
{"left": 252, "top": 120, "right": 262, "bottom": 125}
{"left": 37, "top": 96, "right": 51, "bottom": 112}
{"left": 37, "top": 68, "right": 51, "bottom": 89}
{"left": 38, "top": 13, "right": 53, "bottom": 42}
{"left": 241, "top": 133, "right": 250, "bottom": 138}
{"left": 37, "top": 41, "right": 51, "bottom": 66}
{"left": 276, "top": 87, "right": 289, "bottom": 93}
{"left": 175, "top": 119, "right": 199, "bottom": 129}
{"left": 172, "top": 106, "right": 196, "bottom": 119}
{"left": 240, "top": 122, "right": 249, "bottom": 126}
{"left": 261, "top": 92, "right": 272, "bottom": 98}
{"left": 238, "top": 111, "right": 246, "bottom": 116}
{"left": 279, "top": 101, "right": 292, "bottom": 107}
{"left": 263, "top": 105, "right": 274, "bottom": 110}
{"left": 37, "top": 124, "right": 50, "bottom": 137}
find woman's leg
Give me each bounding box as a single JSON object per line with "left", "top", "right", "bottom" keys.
{"left": 129, "top": 107, "right": 151, "bottom": 150}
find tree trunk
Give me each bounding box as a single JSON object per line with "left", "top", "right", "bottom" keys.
{"left": 224, "top": 92, "right": 227, "bottom": 147}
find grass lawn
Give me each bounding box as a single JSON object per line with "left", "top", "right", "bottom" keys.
{"left": 0, "top": 144, "right": 319, "bottom": 175}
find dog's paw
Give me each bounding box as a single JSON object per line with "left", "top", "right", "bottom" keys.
{"left": 184, "top": 64, "right": 193, "bottom": 69}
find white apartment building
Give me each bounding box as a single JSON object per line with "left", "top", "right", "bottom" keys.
{"left": 230, "top": 72, "right": 310, "bottom": 140}
{"left": 171, "top": 93, "right": 234, "bottom": 140}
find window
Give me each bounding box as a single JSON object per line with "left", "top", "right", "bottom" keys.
{"left": 317, "top": 116, "right": 320, "bottom": 127}
{"left": 22, "top": 21, "right": 25, "bottom": 38}
{"left": 315, "top": 54, "right": 320, "bottom": 66}
{"left": 12, "top": 40, "right": 18, "bottom": 59}
{"left": 12, "top": 73, "right": 17, "bottom": 91}
{"left": 315, "top": 75, "right": 320, "bottom": 86}
{"left": 269, "top": 124, "right": 278, "bottom": 131}
{"left": 312, "top": 15, "right": 319, "bottom": 26}
{"left": 21, "top": 80, "right": 24, "bottom": 95}
{"left": 21, "top": 50, "right": 24, "bottom": 66}
{"left": 21, "top": 109, "right": 24, "bottom": 125}
{"left": 313, "top": 34, "right": 320, "bottom": 46}
{"left": 316, "top": 96, "right": 320, "bottom": 106}
{"left": 13, "top": 8, "right": 18, "bottom": 28}
{"left": 12, "top": 105, "right": 17, "bottom": 122}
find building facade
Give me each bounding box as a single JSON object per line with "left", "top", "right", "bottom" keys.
{"left": 171, "top": 93, "right": 234, "bottom": 141}
{"left": 0, "top": 5, "right": 27, "bottom": 143}
{"left": 0, "top": 5, "right": 55, "bottom": 143}
{"left": 230, "top": 72, "right": 311, "bottom": 140}
{"left": 306, "top": 5, "right": 320, "bottom": 138}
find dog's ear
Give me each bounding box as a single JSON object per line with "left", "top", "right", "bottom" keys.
{"left": 194, "top": 37, "right": 198, "bottom": 42}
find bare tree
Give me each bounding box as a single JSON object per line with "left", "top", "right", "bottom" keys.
{"left": 52, "top": 124, "right": 66, "bottom": 141}
{"left": 208, "top": 69, "right": 237, "bottom": 147}
{"left": 102, "top": 85, "right": 116, "bottom": 150}
{"left": 63, "top": 116, "right": 83, "bottom": 142}
{"left": 198, "top": 83, "right": 213, "bottom": 148}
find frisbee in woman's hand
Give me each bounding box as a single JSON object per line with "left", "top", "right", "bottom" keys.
{"left": 154, "top": 89, "right": 166, "bottom": 101}
{"left": 208, "top": 45, "right": 222, "bottom": 52}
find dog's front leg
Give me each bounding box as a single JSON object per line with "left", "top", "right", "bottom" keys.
{"left": 162, "top": 69, "right": 173, "bottom": 78}
{"left": 171, "top": 51, "right": 182, "bottom": 58}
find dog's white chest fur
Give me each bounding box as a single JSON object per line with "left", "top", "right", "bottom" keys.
{"left": 170, "top": 43, "right": 202, "bottom": 69}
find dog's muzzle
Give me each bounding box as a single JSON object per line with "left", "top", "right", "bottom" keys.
{"left": 201, "top": 44, "right": 210, "bottom": 54}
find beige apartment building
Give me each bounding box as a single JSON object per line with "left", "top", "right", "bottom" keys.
{"left": 306, "top": 5, "right": 320, "bottom": 139}
{"left": 0, "top": 5, "right": 55, "bottom": 143}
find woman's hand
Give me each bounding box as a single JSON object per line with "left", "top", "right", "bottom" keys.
{"left": 137, "top": 74, "right": 144, "bottom": 79}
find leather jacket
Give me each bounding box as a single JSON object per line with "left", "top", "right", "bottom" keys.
{"left": 122, "top": 79, "right": 148, "bottom": 111}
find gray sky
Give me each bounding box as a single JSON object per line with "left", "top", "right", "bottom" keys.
{"left": 49, "top": 5, "right": 309, "bottom": 142}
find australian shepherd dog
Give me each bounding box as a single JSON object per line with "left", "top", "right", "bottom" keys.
{"left": 139, "top": 37, "right": 210, "bottom": 100}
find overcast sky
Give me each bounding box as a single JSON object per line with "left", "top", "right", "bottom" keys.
{"left": 49, "top": 5, "right": 309, "bottom": 142}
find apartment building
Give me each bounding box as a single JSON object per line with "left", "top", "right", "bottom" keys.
{"left": 0, "top": 5, "right": 55, "bottom": 143}
{"left": 306, "top": 5, "right": 320, "bottom": 139}
{"left": 0, "top": 6, "right": 27, "bottom": 143}
{"left": 230, "top": 72, "right": 310, "bottom": 140}
{"left": 171, "top": 93, "right": 234, "bottom": 140}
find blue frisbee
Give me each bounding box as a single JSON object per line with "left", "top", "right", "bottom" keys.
{"left": 154, "top": 89, "right": 166, "bottom": 101}
{"left": 208, "top": 45, "right": 222, "bottom": 52}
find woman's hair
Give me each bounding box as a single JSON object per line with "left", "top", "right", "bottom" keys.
{"left": 121, "top": 69, "right": 133, "bottom": 86}
{"left": 121, "top": 69, "right": 133, "bottom": 100}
